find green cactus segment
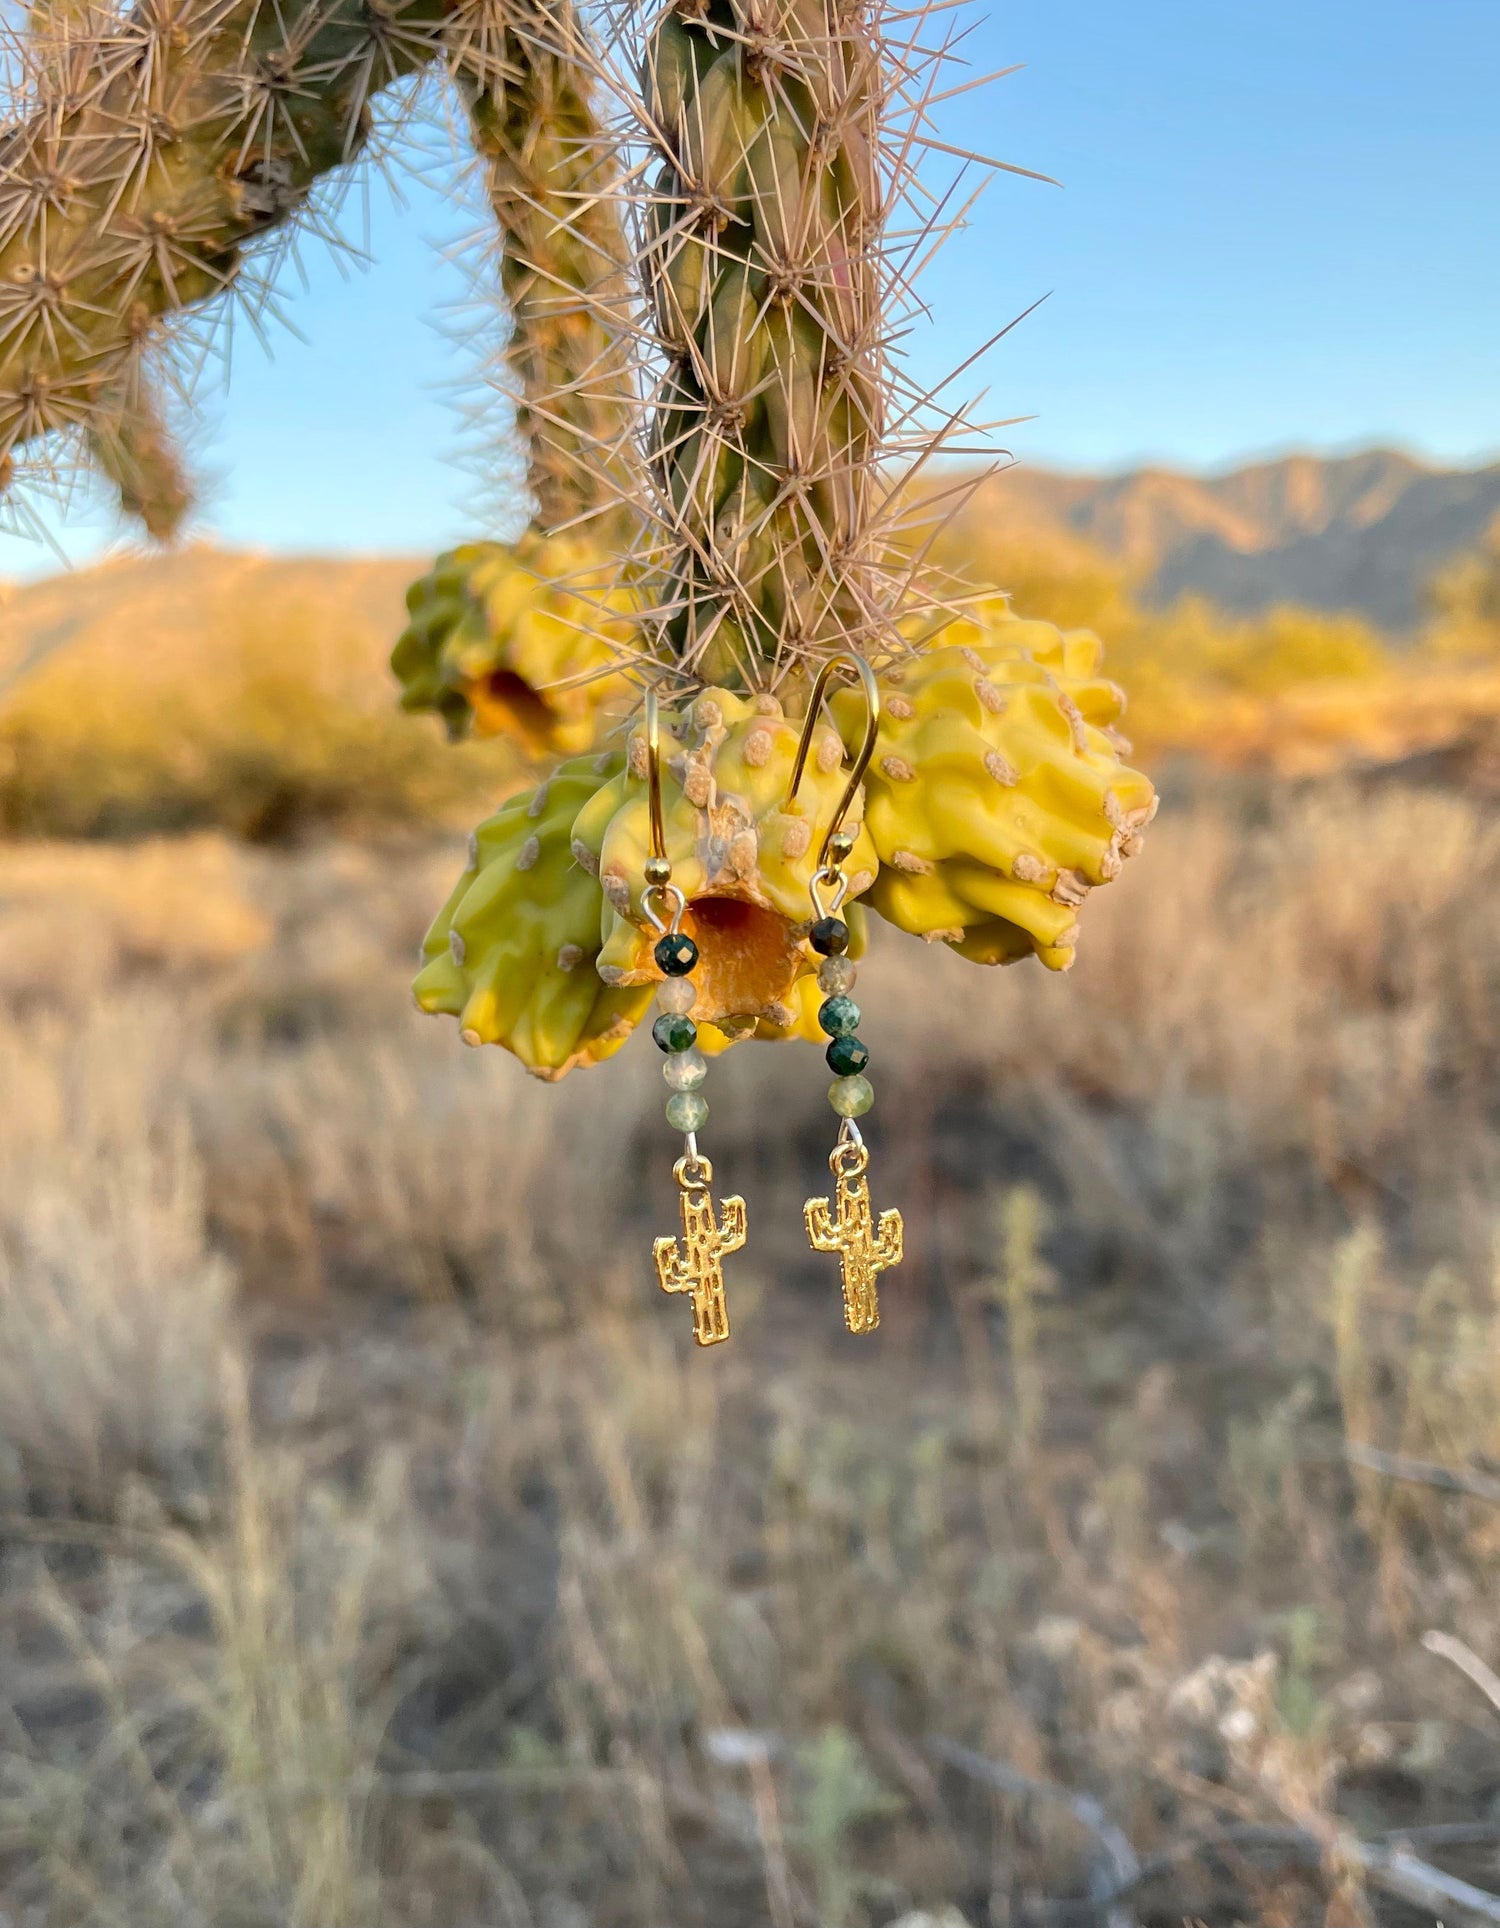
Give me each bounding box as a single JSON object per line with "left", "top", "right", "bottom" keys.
{"left": 637, "top": 0, "right": 885, "bottom": 688}
{"left": 413, "top": 753, "right": 653, "bottom": 1079}
{"left": 390, "top": 531, "right": 639, "bottom": 754}
{"left": 83, "top": 358, "right": 192, "bottom": 542}
{"left": 460, "top": 0, "right": 637, "bottom": 532}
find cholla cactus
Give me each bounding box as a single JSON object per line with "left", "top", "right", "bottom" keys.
{"left": 415, "top": 726, "right": 866, "bottom": 1076}
{"left": 456, "top": 0, "right": 637, "bottom": 535}
{"left": 2, "top": 0, "right": 1158, "bottom": 1087}
{"left": 839, "top": 610, "right": 1156, "bottom": 969}
{"left": 412, "top": 0, "right": 1157, "bottom": 1077}
{"left": 413, "top": 752, "right": 653, "bottom": 1078}
{"left": 630, "top": 0, "right": 887, "bottom": 686}
{"left": 570, "top": 685, "right": 878, "bottom": 1027}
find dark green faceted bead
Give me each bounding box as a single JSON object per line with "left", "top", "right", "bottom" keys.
{"left": 826, "top": 1034, "right": 870, "bottom": 1076}
{"left": 809, "top": 916, "right": 850, "bottom": 956}
{"left": 652, "top": 1012, "right": 698, "bottom": 1053}
{"left": 818, "top": 994, "right": 861, "bottom": 1037}
{"left": 654, "top": 931, "right": 699, "bottom": 977}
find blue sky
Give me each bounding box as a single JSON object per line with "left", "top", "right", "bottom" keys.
{"left": 5, "top": 0, "right": 1497, "bottom": 573}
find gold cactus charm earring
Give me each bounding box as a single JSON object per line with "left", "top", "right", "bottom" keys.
{"left": 640, "top": 690, "right": 747, "bottom": 1346}
{"left": 788, "top": 658, "right": 904, "bottom": 1334}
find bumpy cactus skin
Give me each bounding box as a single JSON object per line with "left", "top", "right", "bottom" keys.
{"left": 836, "top": 612, "right": 1157, "bottom": 970}
{"left": 569, "top": 687, "right": 877, "bottom": 1029}
{"left": 413, "top": 754, "right": 653, "bottom": 1079}
{"left": 636, "top": 0, "right": 885, "bottom": 686}
{"left": 391, "top": 533, "right": 640, "bottom": 755}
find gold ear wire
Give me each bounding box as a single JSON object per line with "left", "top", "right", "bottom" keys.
{"left": 644, "top": 686, "right": 667, "bottom": 870}
{"left": 784, "top": 654, "right": 881, "bottom": 872}
{"left": 639, "top": 688, "right": 686, "bottom": 933}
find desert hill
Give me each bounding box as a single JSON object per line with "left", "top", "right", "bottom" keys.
{"left": 962, "top": 447, "right": 1500, "bottom": 630}
{"left": 0, "top": 543, "right": 422, "bottom": 697}
{"left": 3, "top": 449, "right": 1498, "bottom": 662}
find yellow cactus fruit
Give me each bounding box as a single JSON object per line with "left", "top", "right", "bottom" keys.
{"left": 569, "top": 689, "right": 878, "bottom": 1028}
{"left": 391, "top": 533, "right": 639, "bottom": 756}
{"left": 413, "top": 755, "right": 652, "bottom": 1080}
{"left": 836, "top": 616, "right": 1156, "bottom": 970}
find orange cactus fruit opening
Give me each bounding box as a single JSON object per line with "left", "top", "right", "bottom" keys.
{"left": 570, "top": 688, "right": 878, "bottom": 1027}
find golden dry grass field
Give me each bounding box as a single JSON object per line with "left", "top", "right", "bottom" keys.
{"left": 2, "top": 544, "right": 1500, "bottom": 1926}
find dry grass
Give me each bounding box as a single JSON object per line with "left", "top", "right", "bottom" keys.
{"left": 2, "top": 774, "right": 1500, "bottom": 1926}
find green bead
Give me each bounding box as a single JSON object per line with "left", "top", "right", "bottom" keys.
{"left": 663, "top": 1046, "right": 707, "bottom": 1091}
{"left": 666, "top": 1091, "right": 709, "bottom": 1133}
{"left": 818, "top": 994, "right": 861, "bottom": 1037}
{"left": 654, "top": 931, "right": 699, "bottom": 977}
{"left": 652, "top": 1012, "right": 697, "bottom": 1053}
{"left": 810, "top": 916, "right": 850, "bottom": 957}
{"left": 817, "top": 954, "right": 857, "bottom": 995}
{"left": 826, "top": 1034, "right": 869, "bottom": 1076}
{"left": 828, "top": 1073, "right": 874, "bottom": 1118}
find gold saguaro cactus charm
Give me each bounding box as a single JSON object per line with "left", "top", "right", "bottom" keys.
{"left": 805, "top": 1135, "right": 902, "bottom": 1334}
{"left": 655, "top": 1154, "right": 747, "bottom": 1347}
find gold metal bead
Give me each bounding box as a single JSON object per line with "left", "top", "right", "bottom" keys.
{"left": 644, "top": 855, "right": 673, "bottom": 886}
{"left": 826, "top": 828, "right": 857, "bottom": 863}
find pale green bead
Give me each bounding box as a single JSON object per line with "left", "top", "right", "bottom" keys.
{"left": 818, "top": 954, "right": 857, "bottom": 995}
{"left": 656, "top": 977, "right": 696, "bottom": 1015}
{"left": 828, "top": 1073, "right": 874, "bottom": 1118}
{"left": 666, "top": 1091, "right": 709, "bottom": 1133}
{"left": 663, "top": 1046, "right": 707, "bottom": 1092}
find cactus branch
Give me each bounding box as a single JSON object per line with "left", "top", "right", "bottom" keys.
{"left": 457, "top": 0, "right": 637, "bottom": 531}
{"left": 527, "top": 0, "right": 1032, "bottom": 698}
{"left": 1, "top": 0, "right": 633, "bottom": 539}
{"left": 85, "top": 350, "right": 193, "bottom": 537}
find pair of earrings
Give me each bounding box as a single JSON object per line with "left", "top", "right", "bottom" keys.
{"left": 640, "top": 658, "right": 904, "bottom": 1348}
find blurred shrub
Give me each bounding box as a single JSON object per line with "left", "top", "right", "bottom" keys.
{"left": 0, "top": 559, "right": 519, "bottom": 840}
{"left": 920, "top": 511, "right": 1394, "bottom": 759}
{"left": 1422, "top": 519, "right": 1500, "bottom": 665}
{"left": 926, "top": 512, "right": 1142, "bottom": 640}
{"left": 1125, "top": 597, "right": 1389, "bottom": 696}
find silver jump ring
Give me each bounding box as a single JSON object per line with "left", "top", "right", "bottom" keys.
{"left": 810, "top": 866, "right": 850, "bottom": 921}
{"left": 641, "top": 879, "right": 687, "bottom": 934}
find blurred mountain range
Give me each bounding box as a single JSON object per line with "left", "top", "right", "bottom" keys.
{"left": 2, "top": 450, "right": 1497, "bottom": 658}
{"left": 976, "top": 447, "right": 1500, "bottom": 630}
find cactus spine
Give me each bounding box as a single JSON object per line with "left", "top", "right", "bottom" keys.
{"left": 636, "top": 0, "right": 886, "bottom": 690}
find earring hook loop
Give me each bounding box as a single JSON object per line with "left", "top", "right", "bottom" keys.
{"left": 784, "top": 653, "right": 881, "bottom": 875}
